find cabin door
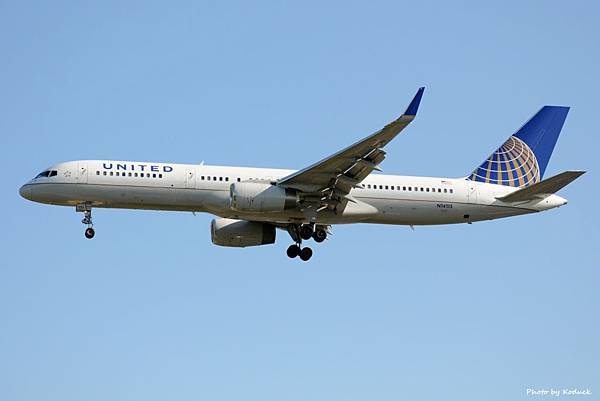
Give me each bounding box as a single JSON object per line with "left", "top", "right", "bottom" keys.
{"left": 467, "top": 182, "right": 478, "bottom": 203}
{"left": 75, "top": 162, "right": 88, "bottom": 184}
{"left": 185, "top": 168, "right": 196, "bottom": 189}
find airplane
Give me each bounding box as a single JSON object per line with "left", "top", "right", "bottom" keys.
{"left": 19, "top": 88, "right": 585, "bottom": 261}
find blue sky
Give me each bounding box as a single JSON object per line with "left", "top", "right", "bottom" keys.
{"left": 1, "top": 1, "right": 598, "bottom": 400}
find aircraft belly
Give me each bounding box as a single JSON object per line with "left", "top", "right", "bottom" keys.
{"left": 349, "top": 198, "right": 467, "bottom": 225}
{"left": 29, "top": 183, "right": 210, "bottom": 212}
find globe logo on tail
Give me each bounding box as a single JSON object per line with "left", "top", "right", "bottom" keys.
{"left": 468, "top": 136, "right": 540, "bottom": 187}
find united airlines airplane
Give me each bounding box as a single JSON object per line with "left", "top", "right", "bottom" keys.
{"left": 20, "top": 88, "right": 584, "bottom": 261}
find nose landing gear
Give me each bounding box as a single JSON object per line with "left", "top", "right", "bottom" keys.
{"left": 77, "top": 203, "right": 95, "bottom": 239}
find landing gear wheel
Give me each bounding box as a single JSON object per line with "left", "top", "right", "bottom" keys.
{"left": 299, "top": 247, "right": 313, "bottom": 261}
{"left": 313, "top": 229, "right": 327, "bottom": 243}
{"left": 299, "top": 224, "right": 313, "bottom": 240}
{"left": 78, "top": 205, "right": 95, "bottom": 239}
{"left": 287, "top": 244, "right": 300, "bottom": 258}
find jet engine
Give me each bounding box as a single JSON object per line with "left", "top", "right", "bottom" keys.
{"left": 211, "top": 218, "right": 276, "bottom": 247}
{"left": 230, "top": 182, "right": 297, "bottom": 212}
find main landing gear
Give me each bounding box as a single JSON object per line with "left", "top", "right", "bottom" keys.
{"left": 286, "top": 224, "right": 328, "bottom": 261}
{"left": 77, "top": 203, "right": 95, "bottom": 239}
{"left": 286, "top": 244, "right": 313, "bottom": 261}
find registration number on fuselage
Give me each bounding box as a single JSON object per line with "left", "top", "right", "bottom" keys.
{"left": 436, "top": 203, "right": 453, "bottom": 209}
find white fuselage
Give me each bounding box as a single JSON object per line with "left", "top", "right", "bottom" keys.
{"left": 19, "top": 160, "right": 568, "bottom": 225}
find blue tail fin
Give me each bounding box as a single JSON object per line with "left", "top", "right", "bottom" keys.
{"left": 467, "top": 106, "right": 570, "bottom": 187}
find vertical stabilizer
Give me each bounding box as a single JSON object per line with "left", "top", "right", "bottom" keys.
{"left": 467, "top": 106, "right": 569, "bottom": 187}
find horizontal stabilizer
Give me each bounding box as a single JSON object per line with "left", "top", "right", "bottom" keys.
{"left": 496, "top": 171, "right": 585, "bottom": 203}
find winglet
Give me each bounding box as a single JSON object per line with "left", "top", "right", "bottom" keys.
{"left": 403, "top": 87, "right": 425, "bottom": 116}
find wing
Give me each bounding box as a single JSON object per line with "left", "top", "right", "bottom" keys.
{"left": 277, "top": 87, "right": 424, "bottom": 214}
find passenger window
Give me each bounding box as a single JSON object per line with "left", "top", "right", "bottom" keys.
{"left": 426, "top": 188, "right": 429, "bottom": 192}
{"left": 201, "top": 176, "right": 205, "bottom": 180}
{"left": 385, "top": 185, "right": 389, "bottom": 190}
{"left": 134, "top": 173, "right": 138, "bottom": 177}
{"left": 207, "top": 176, "right": 210, "bottom": 181}
{"left": 219, "top": 177, "right": 223, "bottom": 181}
{"left": 146, "top": 173, "right": 150, "bottom": 178}
{"left": 159, "top": 174, "right": 163, "bottom": 178}
{"left": 420, "top": 187, "right": 423, "bottom": 191}
{"left": 450, "top": 189, "right": 454, "bottom": 194}
{"left": 96, "top": 171, "right": 100, "bottom": 176}
{"left": 110, "top": 172, "right": 114, "bottom": 176}
{"left": 438, "top": 188, "right": 441, "bottom": 193}
{"left": 213, "top": 177, "right": 217, "bottom": 181}
{"left": 225, "top": 177, "right": 229, "bottom": 182}
{"left": 152, "top": 173, "right": 156, "bottom": 178}
{"left": 408, "top": 187, "right": 412, "bottom": 191}
{"left": 128, "top": 172, "right": 132, "bottom": 177}
{"left": 403, "top": 186, "right": 406, "bottom": 191}
{"left": 367, "top": 184, "right": 371, "bottom": 189}
{"left": 103, "top": 171, "right": 107, "bottom": 176}
{"left": 237, "top": 177, "right": 241, "bottom": 182}
{"left": 379, "top": 185, "right": 383, "bottom": 189}
{"left": 444, "top": 188, "right": 447, "bottom": 193}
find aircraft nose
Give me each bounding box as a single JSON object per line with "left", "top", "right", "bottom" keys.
{"left": 19, "top": 184, "right": 32, "bottom": 200}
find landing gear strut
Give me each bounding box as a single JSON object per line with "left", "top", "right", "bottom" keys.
{"left": 77, "top": 203, "right": 95, "bottom": 239}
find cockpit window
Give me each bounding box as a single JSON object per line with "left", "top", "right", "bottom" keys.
{"left": 34, "top": 170, "right": 57, "bottom": 179}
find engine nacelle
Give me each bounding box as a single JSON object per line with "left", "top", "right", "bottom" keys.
{"left": 230, "top": 182, "right": 297, "bottom": 212}
{"left": 211, "top": 218, "right": 276, "bottom": 247}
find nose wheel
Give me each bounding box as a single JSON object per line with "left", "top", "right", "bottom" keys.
{"left": 77, "top": 204, "right": 95, "bottom": 239}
